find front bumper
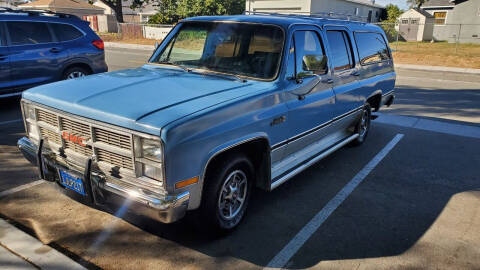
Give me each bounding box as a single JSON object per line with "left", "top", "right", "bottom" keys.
{"left": 18, "top": 137, "right": 189, "bottom": 223}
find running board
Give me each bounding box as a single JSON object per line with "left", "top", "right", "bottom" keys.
{"left": 270, "top": 133, "right": 359, "bottom": 190}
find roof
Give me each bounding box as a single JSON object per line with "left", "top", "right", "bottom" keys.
{"left": 19, "top": 0, "right": 104, "bottom": 10}
{"left": 412, "top": 7, "right": 434, "bottom": 17}
{"left": 183, "top": 14, "right": 383, "bottom": 32}
{"left": 422, "top": 0, "right": 455, "bottom": 7}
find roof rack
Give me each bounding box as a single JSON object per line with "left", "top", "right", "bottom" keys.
{"left": 244, "top": 11, "right": 368, "bottom": 23}
{"left": 0, "top": 8, "right": 80, "bottom": 20}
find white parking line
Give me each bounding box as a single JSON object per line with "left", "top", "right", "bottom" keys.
{"left": 374, "top": 113, "right": 480, "bottom": 139}
{"left": 0, "top": 119, "right": 22, "bottom": 126}
{"left": 0, "top": 180, "right": 45, "bottom": 198}
{"left": 265, "top": 134, "right": 404, "bottom": 269}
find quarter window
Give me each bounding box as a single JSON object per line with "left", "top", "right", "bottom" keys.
{"left": 326, "top": 30, "right": 354, "bottom": 71}
{"left": 6, "top": 22, "right": 53, "bottom": 45}
{"left": 50, "top": 23, "right": 83, "bottom": 42}
{"left": 354, "top": 32, "right": 391, "bottom": 65}
{"left": 293, "top": 30, "right": 327, "bottom": 76}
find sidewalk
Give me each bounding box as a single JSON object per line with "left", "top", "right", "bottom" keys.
{"left": 0, "top": 218, "right": 86, "bottom": 270}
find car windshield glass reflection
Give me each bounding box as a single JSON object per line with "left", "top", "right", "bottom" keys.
{"left": 152, "top": 22, "right": 284, "bottom": 80}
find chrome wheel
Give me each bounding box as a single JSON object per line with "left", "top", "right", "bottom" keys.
{"left": 217, "top": 170, "right": 248, "bottom": 220}
{"left": 359, "top": 108, "right": 369, "bottom": 138}
{"left": 66, "top": 71, "right": 86, "bottom": 79}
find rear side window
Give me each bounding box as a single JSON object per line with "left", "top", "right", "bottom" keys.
{"left": 326, "top": 30, "right": 354, "bottom": 71}
{"left": 354, "top": 32, "right": 391, "bottom": 65}
{"left": 6, "top": 22, "right": 53, "bottom": 45}
{"left": 50, "top": 23, "right": 83, "bottom": 42}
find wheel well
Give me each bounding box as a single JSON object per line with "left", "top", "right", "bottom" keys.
{"left": 62, "top": 63, "right": 93, "bottom": 76}
{"left": 204, "top": 138, "right": 271, "bottom": 191}
{"left": 367, "top": 94, "right": 382, "bottom": 112}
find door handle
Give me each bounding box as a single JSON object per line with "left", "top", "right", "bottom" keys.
{"left": 322, "top": 78, "right": 334, "bottom": 84}
{"left": 0, "top": 55, "right": 7, "bottom": 61}
{"left": 50, "top": 48, "right": 61, "bottom": 53}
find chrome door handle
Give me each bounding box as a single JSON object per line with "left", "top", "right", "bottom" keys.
{"left": 50, "top": 48, "right": 61, "bottom": 53}
{"left": 351, "top": 71, "right": 360, "bottom": 76}
{"left": 322, "top": 78, "right": 334, "bottom": 84}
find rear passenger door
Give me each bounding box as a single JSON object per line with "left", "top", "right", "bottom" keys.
{"left": 6, "top": 21, "right": 63, "bottom": 89}
{"left": 324, "top": 26, "right": 362, "bottom": 117}
{"left": 49, "top": 22, "right": 84, "bottom": 69}
{"left": 0, "top": 22, "right": 11, "bottom": 93}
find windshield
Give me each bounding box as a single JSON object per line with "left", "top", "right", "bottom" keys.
{"left": 151, "top": 22, "right": 285, "bottom": 80}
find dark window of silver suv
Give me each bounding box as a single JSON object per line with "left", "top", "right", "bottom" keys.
{"left": 6, "top": 22, "right": 53, "bottom": 45}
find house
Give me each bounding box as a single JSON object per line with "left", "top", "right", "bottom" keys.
{"left": 92, "top": 0, "right": 156, "bottom": 23}
{"left": 18, "top": 0, "right": 104, "bottom": 18}
{"left": 397, "top": 8, "right": 435, "bottom": 41}
{"left": 245, "top": 0, "right": 385, "bottom": 22}
{"left": 399, "top": 0, "right": 480, "bottom": 43}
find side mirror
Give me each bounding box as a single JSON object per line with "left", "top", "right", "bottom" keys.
{"left": 302, "top": 54, "right": 328, "bottom": 74}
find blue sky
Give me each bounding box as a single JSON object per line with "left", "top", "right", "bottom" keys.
{"left": 374, "top": 0, "right": 409, "bottom": 10}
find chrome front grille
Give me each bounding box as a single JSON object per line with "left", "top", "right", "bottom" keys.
{"left": 94, "top": 127, "right": 131, "bottom": 150}
{"left": 35, "top": 107, "right": 134, "bottom": 172}
{"left": 97, "top": 149, "right": 134, "bottom": 170}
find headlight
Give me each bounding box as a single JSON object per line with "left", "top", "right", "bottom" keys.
{"left": 141, "top": 138, "right": 163, "bottom": 161}
{"left": 133, "top": 136, "right": 164, "bottom": 182}
{"left": 22, "top": 102, "right": 38, "bottom": 140}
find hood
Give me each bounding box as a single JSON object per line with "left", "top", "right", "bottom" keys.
{"left": 23, "top": 65, "right": 263, "bottom": 135}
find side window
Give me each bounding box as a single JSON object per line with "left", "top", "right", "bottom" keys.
{"left": 293, "top": 30, "right": 327, "bottom": 76}
{"left": 50, "top": 23, "right": 83, "bottom": 42}
{"left": 326, "top": 30, "right": 354, "bottom": 71}
{"left": 354, "top": 32, "right": 391, "bottom": 65}
{"left": 6, "top": 22, "right": 53, "bottom": 45}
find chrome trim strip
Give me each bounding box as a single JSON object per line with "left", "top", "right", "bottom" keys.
{"left": 0, "top": 92, "right": 22, "bottom": 98}
{"left": 271, "top": 106, "right": 363, "bottom": 150}
{"left": 271, "top": 133, "right": 359, "bottom": 190}
{"left": 382, "top": 90, "right": 394, "bottom": 97}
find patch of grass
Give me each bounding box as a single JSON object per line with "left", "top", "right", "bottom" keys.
{"left": 391, "top": 42, "right": 480, "bottom": 69}
{"left": 98, "top": 33, "right": 160, "bottom": 46}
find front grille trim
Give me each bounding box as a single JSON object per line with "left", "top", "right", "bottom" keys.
{"left": 34, "top": 106, "right": 138, "bottom": 172}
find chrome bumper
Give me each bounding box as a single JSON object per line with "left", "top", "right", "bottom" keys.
{"left": 17, "top": 136, "right": 189, "bottom": 224}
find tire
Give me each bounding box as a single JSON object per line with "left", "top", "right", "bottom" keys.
{"left": 350, "top": 103, "right": 371, "bottom": 146}
{"left": 199, "top": 153, "right": 254, "bottom": 232}
{"left": 63, "top": 66, "right": 90, "bottom": 80}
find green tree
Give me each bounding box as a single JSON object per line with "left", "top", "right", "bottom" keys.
{"left": 407, "top": 0, "right": 426, "bottom": 8}
{"left": 380, "top": 4, "right": 402, "bottom": 41}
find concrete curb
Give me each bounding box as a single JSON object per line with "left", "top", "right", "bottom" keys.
{"left": 395, "top": 64, "right": 480, "bottom": 74}
{"left": 0, "top": 218, "right": 86, "bottom": 270}
{"left": 104, "top": 42, "right": 154, "bottom": 51}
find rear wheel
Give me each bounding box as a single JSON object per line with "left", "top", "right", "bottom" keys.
{"left": 199, "top": 153, "right": 254, "bottom": 232}
{"left": 350, "top": 103, "right": 371, "bottom": 146}
{"left": 63, "top": 66, "right": 89, "bottom": 80}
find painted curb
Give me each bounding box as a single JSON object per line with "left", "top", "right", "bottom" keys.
{"left": 104, "top": 42, "right": 154, "bottom": 51}
{"left": 395, "top": 64, "right": 480, "bottom": 74}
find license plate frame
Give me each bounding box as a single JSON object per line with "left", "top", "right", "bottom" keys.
{"left": 58, "top": 170, "right": 87, "bottom": 196}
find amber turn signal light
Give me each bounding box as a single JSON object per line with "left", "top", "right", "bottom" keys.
{"left": 175, "top": 176, "right": 199, "bottom": 189}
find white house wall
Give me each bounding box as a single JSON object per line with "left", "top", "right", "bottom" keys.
{"left": 245, "top": 0, "right": 311, "bottom": 13}
{"left": 310, "top": 0, "right": 382, "bottom": 22}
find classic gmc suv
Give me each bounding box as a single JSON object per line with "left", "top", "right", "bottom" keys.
{"left": 18, "top": 13, "right": 395, "bottom": 231}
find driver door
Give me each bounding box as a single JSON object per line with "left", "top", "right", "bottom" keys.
{"left": 283, "top": 26, "right": 336, "bottom": 158}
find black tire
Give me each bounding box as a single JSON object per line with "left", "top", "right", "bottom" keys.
{"left": 63, "top": 66, "right": 90, "bottom": 80}
{"left": 350, "top": 103, "right": 371, "bottom": 146}
{"left": 199, "top": 153, "right": 254, "bottom": 232}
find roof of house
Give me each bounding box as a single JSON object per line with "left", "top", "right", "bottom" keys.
{"left": 19, "top": 0, "right": 104, "bottom": 10}
{"left": 422, "top": 0, "right": 455, "bottom": 7}
{"left": 413, "top": 7, "right": 434, "bottom": 17}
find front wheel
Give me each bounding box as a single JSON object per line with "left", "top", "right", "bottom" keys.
{"left": 199, "top": 153, "right": 254, "bottom": 232}
{"left": 350, "top": 104, "right": 371, "bottom": 146}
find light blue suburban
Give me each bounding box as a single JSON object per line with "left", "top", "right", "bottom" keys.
{"left": 18, "top": 14, "right": 395, "bottom": 231}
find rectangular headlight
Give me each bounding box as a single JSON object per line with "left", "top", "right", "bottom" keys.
{"left": 141, "top": 138, "right": 163, "bottom": 162}
{"left": 142, "top": 163, "right": 163, "bottom": 181}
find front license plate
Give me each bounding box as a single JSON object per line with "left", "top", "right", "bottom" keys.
{"left": 59, "top": 170, "right": 86, "bottom": 196}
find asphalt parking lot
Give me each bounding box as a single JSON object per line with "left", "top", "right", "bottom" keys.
{"left": 0, "top": 47, "right": 479, "bottom": 270}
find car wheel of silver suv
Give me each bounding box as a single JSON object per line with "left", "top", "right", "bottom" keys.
{"left": 200, "top": 153, "right": 253, "bottom": 232}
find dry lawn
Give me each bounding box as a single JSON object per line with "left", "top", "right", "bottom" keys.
{"left": 98, "top": 33, "right": 160, "bottom": 46}
{"left": 391, "top": 42, "right": 480, "bottom": 69}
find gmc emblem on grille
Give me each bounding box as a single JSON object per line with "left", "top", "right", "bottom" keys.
{"left": 62, "top": 131, "right": 87, "bottom": 147}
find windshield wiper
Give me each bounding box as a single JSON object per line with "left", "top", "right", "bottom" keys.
{"left": 194, "top": 69, "right": 247, "bottom": 83}
{"left": 156, "top": 61, "right": 192, "bottom": 72}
